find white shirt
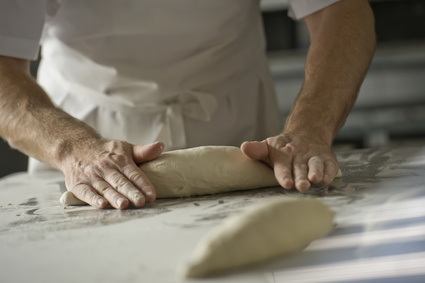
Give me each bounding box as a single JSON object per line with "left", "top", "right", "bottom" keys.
{"left": 0, "top": 0, "right": 341, "bottom": 60}
{"left": 0, "top": 0, "right": 340, "bottom": 173}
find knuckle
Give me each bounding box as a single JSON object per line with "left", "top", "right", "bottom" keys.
{"left": 88, "top": 194, "right": 99, "bottom": 205}
{"left": 99, "top": 185, "right": 110, "bottom": 193}
{"left": 71, "top": 182, "right": 88, "bottom": 193}
{"left": 280, "top": 146, "right": 293, "bottom": 155}
{"left": 295, "top": 164, "right": 308, "bottom": 171}
{"left": 105, "top": 140, "right": 124, "bottom": 150}
{"left": 98, "top": 154, "right": 126, "bottom": 167}
{"left": 295, "top": 175, "right": 308, "bottom": 181}
{"left": 110, "top": 154, "right": 127, "bottom": 164}
{"left": 126, "top": 169, "right": 143, "bottom": 184}
{"left": 77, "top": 186, "right": 95, "bottom": 201}
{"left": 324, "top": 160, "right": 337, "bottom": 170}
{"left": 83, "top": 166, "right": 99, "bottom": 177}
{"left": 97, "top": 160, "right": 110, "bottom": 170}
{"left": 267, "top": 135, "right": 290, "bottom": 147}
{"left": 309, "top": 156, "right": 322, "bottom": 163}
{"left": 101, "top": 188, "right": 117, "bottom": 199}
{"left": 113, "top": 177, "right": 128, "bottom": 188}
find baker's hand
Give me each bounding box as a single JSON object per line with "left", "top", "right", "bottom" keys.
{"left": 59, "top": 140, "right": 164, "bottom": 209}
{"left": 241, "top": 133, "right": 338, "bottom": 192}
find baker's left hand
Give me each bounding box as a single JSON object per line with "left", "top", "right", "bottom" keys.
{"left": 241, "top": 133, "right": 339, "bottom": 192}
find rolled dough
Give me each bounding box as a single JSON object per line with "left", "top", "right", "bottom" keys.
{"left": 181, "top": 197, "right": 335, "bottom": 278}
{"left": 59, "top": 146, "right": 342, "bottom": 205}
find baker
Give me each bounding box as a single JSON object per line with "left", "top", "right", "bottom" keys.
{"left": 0, "top": 0, "right": 375, "bottom": 209}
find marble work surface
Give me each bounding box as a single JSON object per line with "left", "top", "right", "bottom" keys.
{"left": 1, "top": 146, "right": 425, "bottom": 283}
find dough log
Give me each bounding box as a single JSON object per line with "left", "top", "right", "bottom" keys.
{"left": 181, "top": 197, "right": 335, "bottom": 278}
{"left": 59, "top": 146, "right": 342, "bottom": 206}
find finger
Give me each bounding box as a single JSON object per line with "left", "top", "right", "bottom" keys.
{"left": 242, "top": 140, "right": 293, "bottom": 188}
{"left": 307, "top": 156, "right": 324, "bottom": 184}
{"left": 121, "top": 164, "right": 156, "bottom": 203}
{"left": 323, "top": 160, "right": 339, "bottom": 184}
{"left": 93, "top": 178, "right": 129, "bottom": 209}
{"left": 93, "top": 178, "right": 144, "bottom": 208}
{"left": 133, "top": 142, "right": 164, "bottom": 164}
{"left": 293, "top": 162, "right": 310, "bottom": 192}
{"left": 240, "top": 141, "right": 272, "bottom": 167}
{"left": 71, "top": 184, "right": 109, "bottom": 209}
{"left": 273, "top": 160, "right": 294, "bottom": 189}
{"left": 107, "top": 169, "right": 154, "bottom": 207}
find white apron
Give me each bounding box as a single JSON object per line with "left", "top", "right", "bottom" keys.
{"left": 29, "top": 0, "right": 282, "bottom": 173}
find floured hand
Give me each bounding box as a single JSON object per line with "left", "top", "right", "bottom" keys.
{"left": 60, "top": 140, "right": 164, "bottom": 209}
{"left": 241, "top": 133, "right": 340, "bottom": 192}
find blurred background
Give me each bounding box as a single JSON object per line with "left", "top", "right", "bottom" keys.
{"left": 262, "top": 0, "right": 425, "bottom": 149}
{"left": 1, "top": 0, "right": 424, "bottom": 177}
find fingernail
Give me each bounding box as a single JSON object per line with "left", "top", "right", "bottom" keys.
{"left": 283, "top": 177, "right": 293, "bottom": 188}
{"left": 97, "top": 198, "right": 107, "bottom": 207}
{"left": 117, "top": 198, "right": 126, "bottom": 208}
{"left": 298, "top": 180, "right": 310, "bottom": 192}
{"left": 132, "top": 192, "right": 144, "bottom": 202}
{"left": 322, "top": 175, "right": 329, "bottom": 184}
{"left": 142, "top": 186, "right": 155, "bottom": 198}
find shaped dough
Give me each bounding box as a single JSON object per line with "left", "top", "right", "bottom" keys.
{"left": 181, "top": 197, "right": 335, "bottom": 278}
{"left": 141, "top": 146, "right": 279, "bottom": 198}
{"left": 59, "top": 146, "right": 342, "bottom": 205}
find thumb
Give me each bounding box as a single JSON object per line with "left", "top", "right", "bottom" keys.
{"left": 132, "top": 142, "right": 164, "bottom": 164}
{"left": 240, "top": 140, "right": 271, "bottom": 167}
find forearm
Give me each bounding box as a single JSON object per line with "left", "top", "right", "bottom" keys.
{"left": 283, "top": 0, "right": 376, "bottom": 145}
{"left": 0, "top": 56, "right": 162, "bottom": 209}
{"left": 0, "top": 56, "right": 102, "bottom": 169}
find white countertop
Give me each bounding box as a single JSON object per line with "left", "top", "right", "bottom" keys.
{"left": 1, "top": 146, "right": 425, "bottom": 282}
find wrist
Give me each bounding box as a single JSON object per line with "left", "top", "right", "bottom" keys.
{"left": 54, "top": 130, "right": 105, "bottom": 171}
{"left": 283, "top": 94, "right": 348, "bottom": 146}
{"left": 282, "top": 124, "right": 335, "bottom": 147}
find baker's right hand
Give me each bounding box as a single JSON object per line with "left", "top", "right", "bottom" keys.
{"left": 59, "top": 140, "right": 164, "bottom": 209}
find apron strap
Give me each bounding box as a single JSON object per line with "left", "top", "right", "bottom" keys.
{"left": 47, "top": 68, "right": 218, "bottom": 149}
{"left": 162, "top": 90, "right": 218, "bottom": 149}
